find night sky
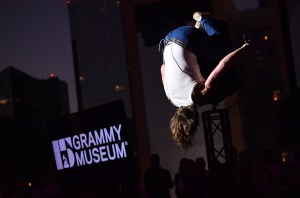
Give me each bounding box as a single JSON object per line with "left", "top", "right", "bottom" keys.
{"left": 0, "top": 0, "right": 78, "bottom": 112}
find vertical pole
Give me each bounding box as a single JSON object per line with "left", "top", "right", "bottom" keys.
{"left": 120, "top": 0, "right": 151, "bottom": 179}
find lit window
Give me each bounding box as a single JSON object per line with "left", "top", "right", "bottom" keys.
{"left": 272, "top": 90, "right": 281, "bottom": 102}
{"left": 79, "top": 75, "right": 86, "bottom": 81}
{"left": 263, "top": 27, "right": 273, "bottom": 41}
{"left": 264, "top": 35, "right": 269, "bottom": 41}
{"left": 281, "top": 152, "right": 287, "bottom": 162}
{"left": 0, "top": 98, "right": 8, "bottom": 105}
{"left": 114, "top": 84, "right": 124, "bottom": 92}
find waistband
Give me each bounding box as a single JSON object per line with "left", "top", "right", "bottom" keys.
{"left": 168, "top": 38, "right": 186, "bottom": 48}
{"left": 158, "top": 37, "right": 187, "bottom": 53}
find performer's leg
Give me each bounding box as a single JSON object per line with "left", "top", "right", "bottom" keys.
{"left": 193, "top": 12, "right": 232, "bottom": 63}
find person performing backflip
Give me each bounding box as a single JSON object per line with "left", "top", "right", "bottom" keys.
{"left": 160, "top": 12, "right": 250, "bottom": 150}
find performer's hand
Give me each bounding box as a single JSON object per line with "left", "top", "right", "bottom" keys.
{"left": 201, "top": 86, "right": 210, "bottom": 96}
{"left": 241, "top": 41, "right": 251, "bottom": 50}
{"left": 243, "top": 34, "right": 251, "bottom": 44}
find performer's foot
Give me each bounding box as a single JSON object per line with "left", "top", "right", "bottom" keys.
{"left": 193, "top": 12, "right": 211, "bottom": 29}
{"left": 193, "top": 12, "right": 211, "bottom": 21}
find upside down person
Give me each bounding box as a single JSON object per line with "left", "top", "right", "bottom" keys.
{"left": 160, "top": 12, "right": 250, "bottom": 149}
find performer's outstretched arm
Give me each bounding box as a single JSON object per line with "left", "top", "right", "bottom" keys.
{"left": 201, "top": 43, "right": 250, "bottom": 95}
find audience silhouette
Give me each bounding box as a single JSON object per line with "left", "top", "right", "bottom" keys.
{"left": 174, "top": 158, "right": 200, "bottom": 198}
{"left": 171, "top": 147, "right": 300, "bottom": 198}
{"left": 2, "top": 148, "right": 300, "bottom": 197}
{"left": 143, "top": 154, "right": 174, "bottom": 198}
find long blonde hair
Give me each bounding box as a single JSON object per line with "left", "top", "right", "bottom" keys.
{"left": 170, "top": 105, "right": 199, "bottom": 149}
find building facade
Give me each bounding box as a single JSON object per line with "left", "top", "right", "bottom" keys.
{"left": 219, "top": 0, "right": 300, "bottom": 155}
{"left": 0, "top": 66, "right": 70, "bottom": 121}
{"left": 0, "top": 66, "right": 70, "bottom": 183}
{"left": 67, "top": 0, "right": 132, "bottom": 116}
